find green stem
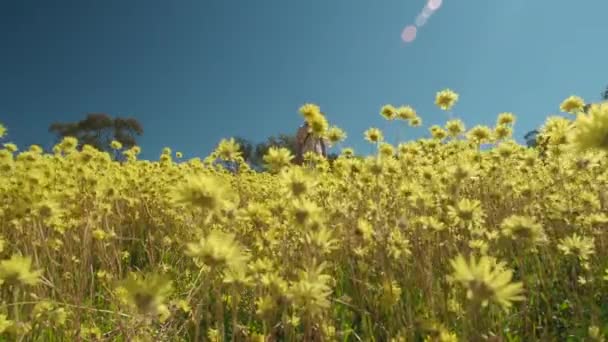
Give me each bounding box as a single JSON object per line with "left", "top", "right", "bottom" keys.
{"left": 231, "top": 288, "right": 239, "bottom": 342}
{"left": 12, "top": 286, "right": 20, "bottom": 323}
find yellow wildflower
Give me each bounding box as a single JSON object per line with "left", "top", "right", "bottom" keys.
{"left": 435, "top": 89, "right": 459, "bottom": 111}
{"left": 560, "top": 95, "right": 585, "bottom": 114}
{"left": 450, "top": 254, "right": 524, "bottom": 310}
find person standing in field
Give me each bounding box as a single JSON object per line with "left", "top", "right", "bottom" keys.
{"left": 294, "top": 120, "right": 328, "bottom": 165}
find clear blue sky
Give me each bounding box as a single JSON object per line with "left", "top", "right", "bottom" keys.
{"left": 1, "top": 0, "right": 607, "bottom": 160}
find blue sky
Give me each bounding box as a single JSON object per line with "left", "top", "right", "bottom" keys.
{"left": 1, "top": 0, "right": 607, "bottom": 160}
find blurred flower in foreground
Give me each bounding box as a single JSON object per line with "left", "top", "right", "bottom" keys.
{"left": 216, "top": 138, "right": 242, "bottom": 161}
{"left": 263, "top": 147, "right": 293, "bottom": 173}
{"left": 0, "top": 255, "right": 42, "bottom": 287}
{"left": 119, "top": 272, "right": 173, "bottom": 316}
{"left": 558, "top": 233, "right": 595, "bottom": 262}
{"left": 450, "top": 254, "right": 524, "bottom": 310}
{"left": 0, "top": 314, "right": 12, "bottom": 334}
{"left": 288, "top": 261, "right": 333, "bottom": 317}
{"left": 171, "top": 173, "right": 236, "bottom": 213}
{"left": 186, "top": 230, "right": 249, "bottom": 272}
{"left": 569, "top": 103, "right": 608, "bottom": 152}
{"left": 500, "top": 215, "right": 545, "bottom": 248}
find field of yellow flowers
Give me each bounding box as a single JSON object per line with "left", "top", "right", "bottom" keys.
{"left": 1, "top": 91, "right": 608, "bottom": 341}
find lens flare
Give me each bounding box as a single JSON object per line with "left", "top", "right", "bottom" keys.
{"left": 422, "top": 5, "right": 435, "bottom": 17}
{"left": 401, "top": 25, "right": 417, "bottom": 43}
{"left": 415, "top": 15, "right": 427, "bottom": 27}
{"left": 402, "top": 0, "right": 444, "bottom": 44}
{"left": 427, "top": 0, "right": 443, "bottom": 11}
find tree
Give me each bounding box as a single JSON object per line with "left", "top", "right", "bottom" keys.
{"left": 232, "top": 136, "right": 256, "bottom": 165}
{"left": 524, "top": 130, "right": 539, "bottom": 148}
{"left": 603, "top": 85, "right": 608, "bottom": 101}
{"left": 49, "top": 113, "right": 143, "bottom": 153}
{"left": 255, "top": 134, "right": 297, "bottom": 160}
{"left": 251, "top": 134, "right": 297, "bottom": 170}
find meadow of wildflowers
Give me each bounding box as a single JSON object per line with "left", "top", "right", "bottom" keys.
{"left": 0, "top": 91, "right": 608, "bottom": 341}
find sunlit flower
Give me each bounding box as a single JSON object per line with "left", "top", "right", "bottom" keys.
{"left": 560, "top": 95, "right": 585, "bottom": 114}
{"left": 0, "top": 255, "right": 42, "bottom": 287}
{"left": 445, "top": 119, "right": 465, "bottom": 137}
{"left": 494, "top": 141, "right": 518, "bottom": 159}
{"left": 378, "top": 142, "right": 395, "bottom": 158}
{"left": 326, "top": 126, "right": 347, "bottom": 144}
{"left": 540, "top": 116, "right": 573, "bottom": 146}
{"left": 364, "top": 128, "right": 384, "bottom": 143}
{"left": 299, "top": 103, "right": 321, "bottom": 121}
{"left": 263, "top": 147, "right": 293, "bottom": 173}
{"left": 409, "top": 116, "right": 422, "bottom": 127}
{"left": 497, "top": 112, "right": 516, "bottom": 126}
{"left": 119, "top": 272, "right": 173, "bottom": 316}
{"left": 287, "top": 261, "right": 333, "bottom": 317}
{"left": 569, "top": 102, "right": 608, "bottom": 152}
{"left": 59, "top": 136, "right": 78, "bottom": 152}
{"left": 450, "top": 254, "right": 524, "bottom": 310}
{"left": 494, "top": 124, "right": 512, "bottom": 140}
{"left": 430, "top": 125, "right": 448, "bottom": 140}
{"left": 588, "top": 326, "right": 603, "bottom": 342}
{"left": 110, "top": 140, "right": 123, "bottom": 150}
{"left": 558, "top": 233, "right": 595, "bottom": 262}
{"left": 435, "top": 89, "right": 459, "bottom": 111}
{"left": 466, "top": 125, "right": 492, "bottom": 144}
{"left": 341, "top": 147, "right": 355, "bottom": 158}
{"left": 3, "top": 143, "right": 17, "bottom": 152}
{"left": 309, "top": 113, "right": 329, "bottom": 137}
{"left": 291, "top": 199, "right": 324, "bottom": 228}
{"left": 0, "top": 314, "right": 12, "bottom": 334}
{"left": 186, "top": 230, "right": 249, "bottom": 272}
{"left": 447, "top": 198, "right": 485, "bottom": 229}
{"left": 130, "top": 145, "right": 141, "bottom": 155}
{"left": 171, "top": 173, "right": 236, "bottom": 213}
{"left": 381, "top": 104, "right": 397, "bottom": 120}
{"left": 216, "top": 138, "right": 242, "bottom": 160}
{"left": 280, "top": 166, "right": 317, "bottom": 198}
{"left": 380, "top": 279, "right": 402, "bottom": 308}
{"left": 500, "top": 215, "right": 545, "bottom": 247}
{"left": 396, "top": 105, "right": 417, "bottom": 120}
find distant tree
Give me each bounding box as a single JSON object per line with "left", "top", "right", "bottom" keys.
{"left": 232, "top": 136, "right": 256, "bottom": 165}
{"left": 250, "top": 133, "right": 297, "bottom": 170}
{"left": 255, "top": 134, "right": 297, "bottom": 159}
{"left": 49, "top": 113, "right": 143, "bottom": 154}
{"left": 603, "top": 85, "right": 608, "bottom": 101}
{"left": 524, "top": 130, "right": 539, "bottom": 148}
{"left": 220, "top": 134, "right": 296, "bottom": 171}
